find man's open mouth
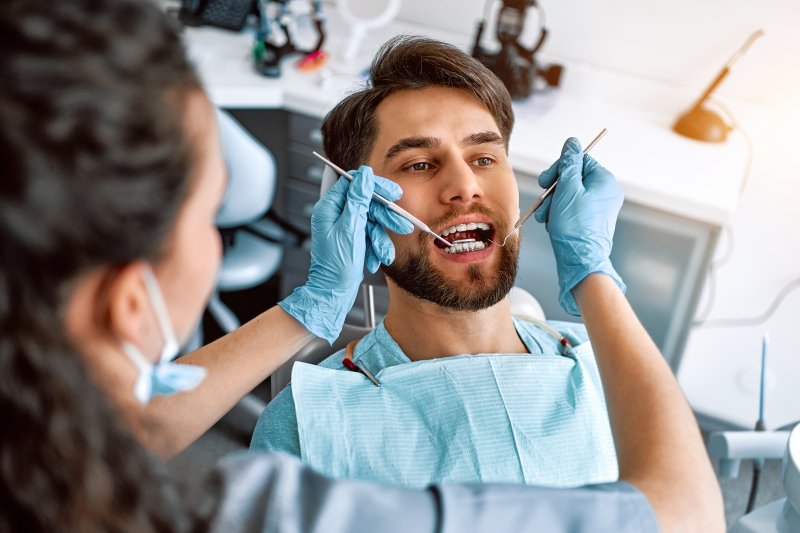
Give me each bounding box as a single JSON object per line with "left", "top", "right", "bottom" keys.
{"left": 434, "top": 222, "right": 495, "bottom": 254}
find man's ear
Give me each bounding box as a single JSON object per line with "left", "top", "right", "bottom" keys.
{"left": 105, "top": 262, "right": 153, "bottom": 347}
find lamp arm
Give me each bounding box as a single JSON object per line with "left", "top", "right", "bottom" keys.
{"left": 692, "top": 30, "right": 764, "bottom": 109}
{"left": 691, "top": 66, "right": 729, "bottom": 110}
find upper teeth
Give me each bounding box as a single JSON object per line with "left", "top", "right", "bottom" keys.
{"left": 440, "top": 221, "right": 490, "bottom": 237}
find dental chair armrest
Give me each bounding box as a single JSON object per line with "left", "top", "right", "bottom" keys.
{"left": 707, "top": 431, "right": 791, "bottom": 478}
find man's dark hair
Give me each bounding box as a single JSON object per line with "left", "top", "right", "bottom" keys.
{"left": 0, "top": 1, "right": 219, "bottom": 530}
{"left": 322, "top": 35, "right": 514, "bottom": 170}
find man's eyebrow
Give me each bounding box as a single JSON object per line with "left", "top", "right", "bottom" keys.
{"left": 383, "top": 136, "right": 441, "bottom": 162}
{"left": 462, "top": 131, "right": 504, "bottom": 146}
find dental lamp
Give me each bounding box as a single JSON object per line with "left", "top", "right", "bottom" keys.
{"left": 673, "top": 30, "right": 763, "bottom": 143}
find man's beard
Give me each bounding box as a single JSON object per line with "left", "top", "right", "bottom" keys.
{"left": 382, "top": 212, "right": 520, "bottom": 311}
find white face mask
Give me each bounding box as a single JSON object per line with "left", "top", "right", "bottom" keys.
{"left": 121, "top": 266, "right": 206, "bottom": 404}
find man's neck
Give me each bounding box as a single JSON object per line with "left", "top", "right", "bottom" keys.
{"left": 382, "top": 283, "right": 527, "bottom": 361}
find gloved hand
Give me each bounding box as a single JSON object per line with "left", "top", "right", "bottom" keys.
{"left": 534, "top": 138, "right": 626, "bottom": 316}
{"left": 279, "top": 166, "right": 412, "bottom": 343}
{"left": 366, "top": 174, "right": 415, "bottom": 274}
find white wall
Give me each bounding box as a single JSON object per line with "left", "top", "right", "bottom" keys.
{"left": 395, "top": 0, "right": 800, "bottom": 105}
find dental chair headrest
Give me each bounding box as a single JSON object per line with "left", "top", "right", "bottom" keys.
{"left": 215, "top": 109, "right": 276, "bottom": 229}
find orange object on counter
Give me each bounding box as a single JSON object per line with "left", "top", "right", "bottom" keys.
{"left": 297, "top": 50, "right": 329, "bottom": 72}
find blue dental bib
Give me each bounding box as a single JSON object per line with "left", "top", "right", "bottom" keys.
{"left": 291, "top": 325, "right": 618, "bottom": 488}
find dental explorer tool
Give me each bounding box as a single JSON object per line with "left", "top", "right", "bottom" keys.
{"left": 490, "top": 127, "right": 608, "bottom": 247}
{"left": 311, "top": 151, "right": 453, "bottom": 247}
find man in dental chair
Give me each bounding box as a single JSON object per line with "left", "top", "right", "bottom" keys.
{"left": 251, "top": 35, "right": 626, "bottom": 489}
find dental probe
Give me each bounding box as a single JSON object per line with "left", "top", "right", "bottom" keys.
{"left": 490, "top": 127, "right": 608, "bottom": 247}
{"left": 312, "top": 151, "right": 453, "bottom": 247}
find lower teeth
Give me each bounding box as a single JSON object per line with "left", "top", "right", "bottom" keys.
{"left": 445, "top": 241, "right": 487, "bottom": 254}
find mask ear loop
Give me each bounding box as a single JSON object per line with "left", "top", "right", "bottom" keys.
{"left": 141, "top": 266, "right": 180, "bottom": 364}
{"left": 121, "top": 341, "right": 154, "bottom": 404}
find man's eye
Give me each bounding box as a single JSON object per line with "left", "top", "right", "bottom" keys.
{"left": 474, "top": 157, "right": 494, "bottom": 167}
{"left": 406, "top": 162, "right": 431, "bottom": 172}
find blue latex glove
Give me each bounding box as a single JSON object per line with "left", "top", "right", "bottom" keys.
{"left": 534, "top": 138, "right": 626, "bottom": 316}
{"left": 366, "top": 175, "right": 414, "bottom": 274}
{"left": 279, "top": 166, "right": 412, "bottom": 343}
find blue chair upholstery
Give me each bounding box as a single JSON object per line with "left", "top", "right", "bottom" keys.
{"left": 208, "top": 109, "right": 284, "bottom": 335}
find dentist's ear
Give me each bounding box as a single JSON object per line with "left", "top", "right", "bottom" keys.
{"left": 104, "top": 262, "right": 161, "bottom": 360}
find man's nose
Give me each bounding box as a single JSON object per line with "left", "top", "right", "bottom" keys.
{"left": 438, "top": 158, "right": 484, "bottom": 205}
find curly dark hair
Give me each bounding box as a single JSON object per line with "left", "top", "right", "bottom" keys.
{"left": 321, "top": 35, "right": 515, "bottom": 171}
{"left": 0, "top": 1, "right": 219, "bottom": 530}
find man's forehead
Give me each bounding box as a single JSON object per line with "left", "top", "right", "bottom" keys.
{"left": 371, "top": 88, "right": 502, "bottom": 160}
{"left": 375, "top": 87, "right": 496, "bottom": 126}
